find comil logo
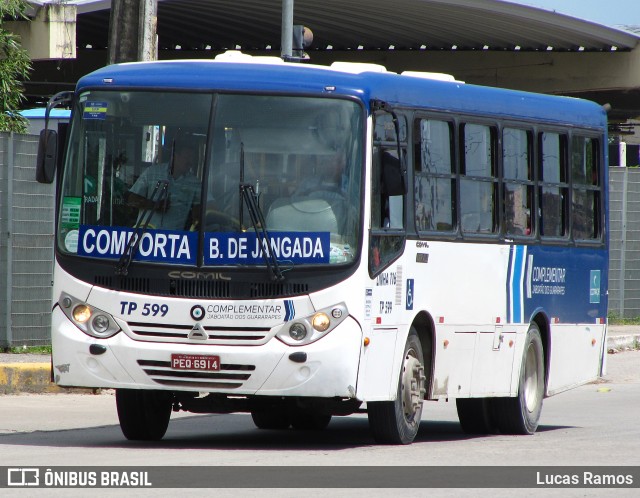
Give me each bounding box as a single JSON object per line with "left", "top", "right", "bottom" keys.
{"left": 8, "top": 468, "right": 40, "bottom": 486}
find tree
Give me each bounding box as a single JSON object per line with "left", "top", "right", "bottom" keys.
{"left": 0, "top": 0, "right": 32, "bottom": 133}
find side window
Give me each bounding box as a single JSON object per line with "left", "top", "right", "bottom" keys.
{"left": 370, "top": 110, "right": 407, "bottom": 276}
{"left": 571, "top": 136, "right": 601, "bottom": 241}
{"left": 503, "top": 128, "right": 533, "bottom": 237}
{"left": 460, "top": 123, "right": 497, "bottom": 234}
{"left": 414, "top": 118, "right": 455, "bottom": 232}
{"left": 539, "top": 132, "right": 568, "bottom": 238}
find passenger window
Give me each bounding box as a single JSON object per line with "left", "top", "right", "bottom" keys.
{"left": 571, "top": 136, "right": 601, "bottom": 240}
{"left": 539, "top": 132, "right": 568, "bottom": 238}
{"left": 414, "top": 118, "right": 455, "bottom": 232}
{"left": 503, "top": 128, "right": 533, "bottom": 237}
{"left": 460, "top": 123, "right": 497, "bottom": 234}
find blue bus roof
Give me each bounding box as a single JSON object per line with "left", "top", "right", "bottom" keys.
{"left": 77, "top": 59, "right": 607, "bottom": 130}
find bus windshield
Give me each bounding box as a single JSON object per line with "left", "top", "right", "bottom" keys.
{"left": 58, "top": 91, "right": 363, "bottom": 268}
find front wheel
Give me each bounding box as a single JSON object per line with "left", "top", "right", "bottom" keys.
{"left": 368, "top": 329, "right": 426, "bottom": 444}
{"left": 290, "top": 408, "right": 332, "bottom": 431}
{"left": 493, "top": 323, "right": 545, "bottom": 434}
{"left": 251, "top": 408, "right": 291, "bottom": 430}
{"left": 115, "top": 389, "right": 172, "bottom": 441}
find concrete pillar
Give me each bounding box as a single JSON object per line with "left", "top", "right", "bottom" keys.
{"left": 6, "top": 4, "right": 76, "bottom": 60}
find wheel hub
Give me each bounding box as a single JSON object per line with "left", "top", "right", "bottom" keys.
{"left": 401, "top": 352, "right": 426, "bottom": 421}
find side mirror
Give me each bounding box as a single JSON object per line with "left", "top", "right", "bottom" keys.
{"left": 381, "top": 150, "right": 406, "bottom": 196}
{"left": 36, "top": 129, "right": 58, "bottom": 184}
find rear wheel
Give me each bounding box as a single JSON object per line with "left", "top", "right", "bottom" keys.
{"left": 493, "top": 323, "right": 545, "bottom": 434}
{"left": 115, "top": 389, "right": 172, "bottom": 441}
{"left": 368, "top": 329, "right": 426, "bottom": 444}
{"left": 456, "top": 398, "right": 495, "bottom": 434}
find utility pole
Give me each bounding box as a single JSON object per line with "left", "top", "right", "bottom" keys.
{"left": 281, "top": 0, "right": 312, "bottom": 62}
{"left": 108, "top": 0, "right": 158, "bottom": 65}
{"left": 281, "top": 0, "right": 293, "bottom": 61}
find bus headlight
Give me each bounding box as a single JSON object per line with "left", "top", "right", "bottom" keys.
{"left": 289, "top": 322, "right": 308, "bottom": 341}
{"left": 92, "top": 314, "right": 111, "bottom": 334}
{"left": 59, "top": 293, "right": 121, "bottom": 339}
{"left": 276, "top": 303, "right": 348, "bottom": 346}
{"left": 312, "top": 312, "right": 330, "bottom": 332}
{"left": 72, "top": 305, "right": 92, "bottom": 323}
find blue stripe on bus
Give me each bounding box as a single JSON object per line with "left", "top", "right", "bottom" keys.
{"left": 284, "top": 300, "right": 295, "bottom": 321}
{"left": 511, "top": 245, "right": 526, "bottom": 324}
{"left": 506, "top": 246, "right": 515, "bottom": 323}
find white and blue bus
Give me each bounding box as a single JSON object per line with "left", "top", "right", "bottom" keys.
{"left": 37, "top": 52, "right": 608, "bottom": 444}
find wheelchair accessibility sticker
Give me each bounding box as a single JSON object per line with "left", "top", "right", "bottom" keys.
{"left": 406, "top": 278, "right": 414, "bottom": 310}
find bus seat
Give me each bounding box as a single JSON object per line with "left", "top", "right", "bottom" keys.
{"left": 266, "top": 197, "right": 339, "bottom": 233}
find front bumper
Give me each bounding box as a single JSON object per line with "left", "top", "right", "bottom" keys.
{"left": 51, "top": 306, "right": 363, "bottom": 398}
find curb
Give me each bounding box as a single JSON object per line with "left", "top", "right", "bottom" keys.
{"left": 1, "top": 333, "right": 639, "bottom": 394}
{"left": 0, "top": 362, "right": 98, "bottom": 395}
{"left": 607, "top": 334, "right": 640, "bottom": 351}
{"left": 0, "top": 363, "right": 58, "bottom": 395}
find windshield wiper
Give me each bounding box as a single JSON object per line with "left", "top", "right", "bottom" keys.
{"left": 240, "top": 183, "right": 284, "bottom": 281}
{"left": 115, "top": 179, "right": 169, "bottom": 276}
{"left": 237, "top": 143, "right": 283, "bottom": 281}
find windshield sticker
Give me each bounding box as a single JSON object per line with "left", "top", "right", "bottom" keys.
{"left": 77, "top": 225, "right": 197, "bottom": 264}
{"left": 205, "top": 232, "right": 330, "bottom": 265}
{"left": 61, "top": 197, "right": 81, "bottom": 228}
{"left": 64, "top": 230, "right": 79, "bottom": 253}
{"left": 83, "top": 101, "right": 108, "bottom": 120}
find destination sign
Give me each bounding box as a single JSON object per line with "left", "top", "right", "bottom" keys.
{"left": 204, "top": 231, "right": 330, "bottom": 265}
{"left": 77, "top": 225, "right": 197, "bottom": 265}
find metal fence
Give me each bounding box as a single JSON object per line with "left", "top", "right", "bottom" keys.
{"left": 608, "top": 167, "right": 640, "bottom": 318}
{"left": 1, "top": 133, "right": 640, "bottom": 346}
{"left": 0, "top": 132, "right": 55, "bottom": 347}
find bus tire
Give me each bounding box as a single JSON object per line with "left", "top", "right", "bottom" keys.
{"left": 115, "top": 389, "right": 172, "bottom": 441}
{"left": 251, "top": 409, "right": 291, "bottom": 430}
{"left": 456, "top": 398, "right": 495, "bottom": 434}
{"left": 290, "top": 409, "right": 332, "bottom": 431}
{"left": 368, "top": 328, "right": 426, "bottom": 444}
{"left": 493, "top": 323, "right": 545, "bottom": 435}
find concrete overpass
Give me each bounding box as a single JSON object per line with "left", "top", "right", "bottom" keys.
{"left": 15, "top": 0, "right": 640, "bottom": 137}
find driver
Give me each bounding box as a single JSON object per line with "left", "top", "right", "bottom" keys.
{"left": 127, "top": 138, "right": 201, "bottom": 231}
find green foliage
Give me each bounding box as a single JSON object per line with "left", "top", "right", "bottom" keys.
{"left": 5, "top": 345, "right": 52, "bottom": 354}
{"left": 0, "top": 0, "right": 32, "bottom": 133}
{"left": 607, "top": 312, "right": 640, "bottom": 325}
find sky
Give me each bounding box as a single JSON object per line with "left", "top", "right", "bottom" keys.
{"left": 505, "top": 0, "right": 639, "bottom": 27}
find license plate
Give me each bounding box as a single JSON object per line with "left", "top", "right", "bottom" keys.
{"left": 171, "top": 354, "right": 220, "bottom": 371}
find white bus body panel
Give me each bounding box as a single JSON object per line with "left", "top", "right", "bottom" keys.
{"left": 546, "top": 323, "right": 607, "bottom": 396}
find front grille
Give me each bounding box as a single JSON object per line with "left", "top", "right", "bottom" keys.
{"left": 127, "top": 321, "right": 272, "bottom": 345}
{"left": 137, "top": 359, "right": 255, "bottom": 390}
{"left": 170, "top": 279, "right": 230, "bottom": 298}
{"left": 94, "top": 275, "right": 308, "bottom": 299}
{"left": 95, "top": 275, "right": 151, "bottom": 293}
{"left": 249, "top": 281, "right": 309, "bottom": 298}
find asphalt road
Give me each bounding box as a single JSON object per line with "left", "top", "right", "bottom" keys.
{"left": 0, "top": 350, "right": 638, "bottom": 497}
